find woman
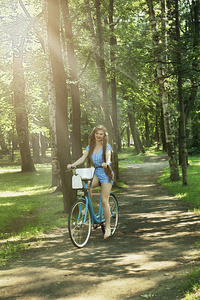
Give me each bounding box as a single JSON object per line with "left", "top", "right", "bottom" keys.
{"left": 67, "top": 125, "right": 113, "bottom": 240}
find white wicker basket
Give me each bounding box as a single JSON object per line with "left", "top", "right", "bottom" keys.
{"left": 75, "top": 168, "right": 95, "bottom": 179}
{"left": 72, "top": 168, "right": 95, "bottom": 189}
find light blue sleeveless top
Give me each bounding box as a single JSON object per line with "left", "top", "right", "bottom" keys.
{"left": 86, "top": 144, "right": 112, "bottom": 168}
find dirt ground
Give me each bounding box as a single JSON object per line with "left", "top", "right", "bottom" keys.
{"left": 1, "top": 155, "right": 200, "bottom": 300}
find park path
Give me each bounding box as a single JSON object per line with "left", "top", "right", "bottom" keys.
{"left": 1, "top": 156, "right": 200, "bottom": 300}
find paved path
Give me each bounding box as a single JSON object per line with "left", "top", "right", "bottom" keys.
{"left": 1, "top": 156, "right": 200, "bottom": 300}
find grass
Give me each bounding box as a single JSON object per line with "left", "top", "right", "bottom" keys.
{"left": 157, "top": 156, "right": 200, "bottom": 300}
{"left": 180, "top": 268, "right": 200, "bottom": 300}
{"left": 118, "top": 145, "right": 166, "bottom": 165}
{"left": 158, "top": 157, "right": 200, "bottom": 210}
{"left": 0, "top": 163, "right": 65, "bottom": 266}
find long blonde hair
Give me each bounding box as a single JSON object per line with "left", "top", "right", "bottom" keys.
{"left": 86, "top": 125, "right": 113, "bottom": 182}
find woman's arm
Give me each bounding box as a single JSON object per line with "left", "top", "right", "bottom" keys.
{"left": 67, "top": 151, "right": 89, "bottom": 169}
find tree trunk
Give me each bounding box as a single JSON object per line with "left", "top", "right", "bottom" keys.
{"left": 184, "top": 0, "right": 200, "bottom": 120}
{"left": 47, "top": 0, "right": 75, "bottom": 213}
{"left": 32, "top": 134, "right": 41, "bottom": 163}
{"left": 155, "top": 106, "right": 160, "bottom": 148}
{"left": 40, "top": 134, "right": 47, "bottom": 158}
{"left": 13, "top": 37, "right": 36, "bottom": 172}
{"left": 0, "top": 130, "right": 9, "bottom": 154}
{"left": 109, "top": 0, "right": 119, "bottom": 179}
{"left": 84, "top": 0, "right": 113, "bottom": 139}
{"left": 146, "top": 0, "right": 179, "bottom": 181}
{"left": 60, "top": 0, "right": 82, "bottom": 161}
{"left": 145, "top": 113, "right": 151, "bottom": 147}
{"left": 160, "top": 107, "right": 167, "bottom": 151}
{"left": 175, "top": 0, "right": 188, "bottom": 185}
{"left": 95, "top": 0, "right": 113, "bottom": 138}
{"left": 127, "top": 126, "right": 130, "bottom": 147}
{"left": 128, "top": 111, "right": 145, "bottom": 154}
{"left": 42, "top": 0, "right": 60, "bottom": 187}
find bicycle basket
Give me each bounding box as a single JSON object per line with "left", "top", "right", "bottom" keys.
{"left": 72, "top": 174, "right": 83, "bottom": 189}
{"left": 76, "top": 168, "right": 95, "bottom": 179}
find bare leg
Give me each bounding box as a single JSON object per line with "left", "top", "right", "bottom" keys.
{"left": 101, "top": 182, "right": 112, "bottom": 239}
{"left": 90, "top": 175, "right": 100, "bottom": 199}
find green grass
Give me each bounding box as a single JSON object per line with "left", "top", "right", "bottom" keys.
{"left": 118, "top": 146, "right": 146, "bottom": 164}
{"left": 180, "top": 268, "right": 200, "bottom": 300}
{"left": 157, "top": 156, "right": 200, "bottom": 300}
{"left": 118, "top": 145, "right": 166, "bottom": 165}
{"left": 0, "top": 164, "right": 65, "bottom": 266}
{"left": 158, "top": 158, "right": 200, "bottom": 210}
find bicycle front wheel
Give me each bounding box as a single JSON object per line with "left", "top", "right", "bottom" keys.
{"left": 68, "top": 199, "right": 91, "bottom": 248}
{"left": 109, "top": 193, "right": 119, "bottom": 236}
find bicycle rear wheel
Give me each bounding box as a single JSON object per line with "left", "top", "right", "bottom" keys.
{"left": 68, "top": 199, "right": 91, "bottom": 248}
{"left": 109, "top": 193, "right": 119, "bottom": 236}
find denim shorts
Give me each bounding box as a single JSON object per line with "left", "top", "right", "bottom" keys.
{"left": 94, "top": 168, "right": 114, "bottom": 184}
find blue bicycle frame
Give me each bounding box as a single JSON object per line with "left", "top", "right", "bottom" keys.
{"left": 77, "top": 181, "right": 105, "bottom": 228}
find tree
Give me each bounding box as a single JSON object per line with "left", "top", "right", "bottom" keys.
{"left": 109, "top": 0, "right": 119, "bottom": 179}
{"left": 84, "top": 0, "right": 113, "bottom": 137}
{"left": 47, "top": 0, "right": 74, "bottom": 213}
{"left": 42, "top": 0, "right": 60, "bottom": 187}
{"left": 128, "top": 109, "right": 145, "bottom": 154}
{"left": 174, "top": 0, "right": 188, "bottom": 185}
{"left": 19, "top": 0, "right": 60, "bottom": 186}
{"left": 146, "top": 0, "right": 180, "bottom": 181}
{"left": 60, "top": 0, "right": 83, "bottom": 161}
{"left": 13, "top": 35, "right": 36, "bottom": 172}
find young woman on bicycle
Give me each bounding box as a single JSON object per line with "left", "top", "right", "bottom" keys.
{"left": 67, "top": 125, "right": 113, "bottom": 240}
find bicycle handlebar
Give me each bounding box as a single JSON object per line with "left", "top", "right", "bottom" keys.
{"left": 66, "top": 165, "right": 105, "bottom": 172}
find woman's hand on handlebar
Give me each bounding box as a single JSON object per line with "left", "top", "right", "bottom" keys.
{"left": 102, "top": 162, "right": 109, "bottom": 169}
{"left": 67, "top": 164, "right": 73, "bottom": 170}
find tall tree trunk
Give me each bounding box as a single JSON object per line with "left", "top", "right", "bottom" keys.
{"left": 146, "top": 0, "right": 179, "bottom": 181}
{"left": 155, "top": 105, "right": 160, "bottom": 148}
{"left": 94, "top": 0, "right": 113, "bottom": 138}
{"left": 40, "top": 134, "right": 47, "bottom": 158}
{"left": 145, "top": 113, "right": 151, "bottom": 147}
{"left": 109, "top": 0, "right": 119, "bottom": 179}
{"left": 84, "top": 0, "right": 113, "bottom": 139}
{"left": 160, "top": 107, "right": 167, "bottom": 151}
{"left": 127, "top": 126, "right": 130, "bottom": 148}
{"left": 0, "top": 130, "right": 9, "bottom": 154}
{"left": 20, "top": 0, "right": 59, "bottom": 185}
{"left": 184, "top": 0, "right": 200, "bottom": 120}
{"left": 32, "top": 134, "right": 41, "bottom": 163}
{"left": 60, "top": 0, "right": 82, "bottom": 161}
{"left": 175, "top": 0, "right": 188, "bottom": 185}
{"left": 128, "top": 111, "right": 145, "bottom": 154}
{"left": 13, "top": 37, "right": 36, "bottom": 172}
{"left": 47, "top": 0, "right": 74, "bottom": 213}
{"left": 42, "top": 0, "right": 61, "bottom": 187}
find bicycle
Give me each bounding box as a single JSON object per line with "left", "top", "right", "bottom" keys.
{"left": 67, "top": 167, "right": 119, "bottom": 248}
